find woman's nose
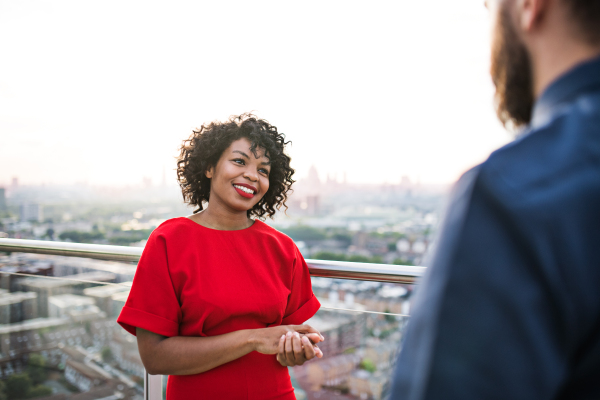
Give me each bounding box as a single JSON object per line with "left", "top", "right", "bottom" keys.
{"left": 244, "top": 169, "right": 258, "bottom": 182}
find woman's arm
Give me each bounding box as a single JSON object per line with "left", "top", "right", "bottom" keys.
{"left": 136, "top": 324, "right": 322, "bottom": 375}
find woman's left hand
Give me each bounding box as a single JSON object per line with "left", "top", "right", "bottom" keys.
{"left": 276, "top": 331, "right": 324, "bottom": 367}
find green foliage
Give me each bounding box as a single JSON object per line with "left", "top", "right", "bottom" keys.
{"left": 393, "top": 258, "right": 413, "bottom": 266}
{"left": 311, "top": 251, "right": 346, "bottom": 261}
{"left": 379, "top": 328, "right": 394, "bottom": 339}
{"left": 108, "top": 229, "right": 153, "bottom": 246}
{"left": 347, "top": 254, "right": 371, "bottom": 263}
{"left": 59, "top": 230, "right": 105, "bottom": 243}
{"left": 0, "top": 380, "right": 7, "bottom": 400}
{"left": 26, "top": 354, "right": 47, "bottom": 385}
{"left": 6, "top": 373, "right": 32, "bottom": 399}
{"left": 384, "top": 309, "right": 397, "bottom": 323}
{"left": 359, "top": 359, "right": 376, "bottom": 373}
{"left": 101, "top": 347, "right": 114, "bottom": 362}
{"left": 281, "top": 225, "right": 326, "bottom": 242}
{"left": 311, "top": 251, "right": 386, "bottom": 264}
{"left": 26, "top": 385, "right": 53, "bottom": 398}
{"left": 330, "top": 232, "right": 352, "bottom": 245}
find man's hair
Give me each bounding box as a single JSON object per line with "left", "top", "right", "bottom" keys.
{"left": 563, "top": 0, "right": 600, "bottom": 44}
{"left": 176, "top": 113, "right": 295, "bottom": 219}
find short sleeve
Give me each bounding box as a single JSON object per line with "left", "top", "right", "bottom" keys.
{"left": 117, "top": 231, "right": 182, "bottom": 337}
{"left": 281, "top": 246, "right": 321, "bottom": 325}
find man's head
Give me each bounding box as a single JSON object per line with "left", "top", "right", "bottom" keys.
{"left": 488, "top": 0, "right": 600, "bottom": 129}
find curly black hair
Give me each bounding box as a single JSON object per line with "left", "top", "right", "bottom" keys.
{"left": 176, "top": 113, "right": 295, "bottom": 219}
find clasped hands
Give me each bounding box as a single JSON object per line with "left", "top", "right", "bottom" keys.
{"left": 253, "top": 324, "right": 324, "bottom": 367}
{"left": 277, "top": 329, "right": 324, "bottom": 367}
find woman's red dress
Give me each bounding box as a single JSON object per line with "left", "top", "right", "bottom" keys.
{"left": 117, "top": 217, "right": 320, "bottom": 399}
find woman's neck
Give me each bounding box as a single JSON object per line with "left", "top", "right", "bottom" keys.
{"left": 189, "top": 205, "right": 253, "bottom": 231}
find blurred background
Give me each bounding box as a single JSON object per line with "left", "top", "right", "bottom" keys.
{"left": 0, "top": 1, "right": 509, "bottom": 399}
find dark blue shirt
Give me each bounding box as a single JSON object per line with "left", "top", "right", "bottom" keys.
{"left": 390, "top": 54, "right": 600, "bottom": 400}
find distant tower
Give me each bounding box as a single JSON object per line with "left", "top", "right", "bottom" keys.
{"left": 0, "top": 187, "right": 6, "bottom": 210}
{"left": 400, "top": 175, "right": 411, "bottom": 188}
{"left": 306, "top": 165, "right": 321, "bottom": 195}
{"left": 307, "top": 164, "right": 321, "bottom": 187}
{"left": 11, "top": 177, "right": 18, "bottom": 190}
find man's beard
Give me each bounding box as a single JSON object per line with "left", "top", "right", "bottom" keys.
{"left": 491, "top": 4, "right": 534, "bottom": 129}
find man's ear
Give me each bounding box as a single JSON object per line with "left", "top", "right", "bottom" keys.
{"left": 205, "top": 166, "right": 214, "bottom": 179}
{"left": 517, "top": 0, "right": 549, "bottom": 31}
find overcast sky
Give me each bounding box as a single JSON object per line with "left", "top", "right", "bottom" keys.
{"left": 0, "top": 0, "right": 509, "bottom": 187}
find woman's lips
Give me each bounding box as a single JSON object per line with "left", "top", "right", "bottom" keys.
{"left": 233, "top": 184, "right": 256, "bottom": 199}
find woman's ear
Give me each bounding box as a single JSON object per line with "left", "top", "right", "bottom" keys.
{"left": 205, "top": 166, "right": 214, "bottom": 179}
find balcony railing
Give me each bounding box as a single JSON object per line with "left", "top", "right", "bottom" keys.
{"left": 0, "top": 238, "right": 424, "bottom": 400}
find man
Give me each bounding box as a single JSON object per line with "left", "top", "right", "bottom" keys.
{"left": 390, "top": 0, "right": 600, "bottom": 399}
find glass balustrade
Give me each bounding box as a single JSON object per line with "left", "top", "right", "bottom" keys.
{"left": 0, "top": 241, "right": 420, "bottom": 400}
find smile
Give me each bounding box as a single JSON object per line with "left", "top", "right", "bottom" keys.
{"left": 233, "top": 184, "right": 257, "bottom": 199}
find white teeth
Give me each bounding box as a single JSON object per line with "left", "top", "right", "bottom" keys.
{"left": 234, "top": 185, "right": 254, "bottom": 194}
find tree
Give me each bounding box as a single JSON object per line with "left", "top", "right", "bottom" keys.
{"left": 27, "top": 385, "right": 53, "bottom": 398}
{"left": 27, "top": 354, "right": 48, "bottom": 385}
{"left": 359, "top": 359, "right": 376, "bottom": 373}
{"left": 102, "top": 347, "right": 114, "bottom": 363}
{"left": 6, "top": 373, "right": 32, "bottom": 399}
{"left": 384, "top": 308, "right": 397, "bottom": 323}
{"left": 311, "top": 251, "right": 347, "bottom": 262}
{"left": 0, "top": 380, "right": 7, "bottom": 400}
{"left": 59, "top": 230, "right": 104, "bottom": 243}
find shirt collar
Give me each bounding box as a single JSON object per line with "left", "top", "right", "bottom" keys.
{"left": 531, "top": 53, "right": 600, "bottom": 128}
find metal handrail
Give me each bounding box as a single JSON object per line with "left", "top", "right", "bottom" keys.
{"left": 0, "top": 238, "right": 424, "bottom": 284}
{"left": 0, "top": 237, "right": 424, "bottom": 400}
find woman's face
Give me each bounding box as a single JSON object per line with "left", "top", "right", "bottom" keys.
{"left": 205, "top": 137, "right": 271, "bottom": 214}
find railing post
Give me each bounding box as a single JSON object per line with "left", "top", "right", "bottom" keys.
{"left": 145, "top": 371, "right": 163, "bottom": 400}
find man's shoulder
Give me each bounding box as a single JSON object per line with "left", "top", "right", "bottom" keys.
{"left": 477, "top": 98, "right": 600, "bottom": 211}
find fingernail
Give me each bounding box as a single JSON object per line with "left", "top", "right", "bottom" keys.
{"left": 286, "top": 331, "right": 292, "bottom": 338}
{"left": 321, "top": 335, "right": 325, "bottom": 341}
{"left": 294, "top": 332, "right": 300, "bottom": 338}
{"left": 280, "top": 335, "right": 285, "bottom": 340}
{"left": 302, "top": 336, "right": 309, "bottom": 343}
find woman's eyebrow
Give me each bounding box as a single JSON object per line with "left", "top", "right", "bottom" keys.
{"left": 232, "top": 150, "right": 249, "bottom": 159}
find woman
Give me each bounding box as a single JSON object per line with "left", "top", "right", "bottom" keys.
{"left": 117, "top": 114, "right": 323, "bottom": 399}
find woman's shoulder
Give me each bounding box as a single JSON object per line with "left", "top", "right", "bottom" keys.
{"left": 252, "top": 220, "right": 296, "bottom": 248}
{"left": 150, "top": 217, "right": 197, "bottom": 238}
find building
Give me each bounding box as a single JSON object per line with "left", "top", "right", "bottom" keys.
{"left": 83, "top": 283, "right": 131, "bottom": 318}
{"left": 0, "top": 188, "right": 6, "bottom": 211}
{"left": 304, "top": 353, "right": 361, "bottom": 391}
{"left": 0, "top": 289, "right": 38, "bottom": 324}
{"left": 64, "top": 358, "right": 113, "bottom": 392}
{"left": 19, "top": 203, "right": 43, "bottom": 222}
{"left": 348, "top": 369, "right": 389, "bottom": 400}
{"left": 0, "top": 317, "right": 70, "bottom": 377}
{"left": 306, "top": 297, "right": 368, "bottom": 357}
{"left": 18, "top": 271, "right": 116, "bottom": 317}
{"left": 110, "top": 328, "right": 144, "bottom": 379}
{"left": 48, "top": 294, "right": 106, "bottom": 322}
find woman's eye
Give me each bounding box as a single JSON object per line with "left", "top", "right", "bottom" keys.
{"left": 233, "top": 159, "right": 245, "bottom": 165}
{"left": 259, "top": 168, "right": 269, "bottom": 175}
